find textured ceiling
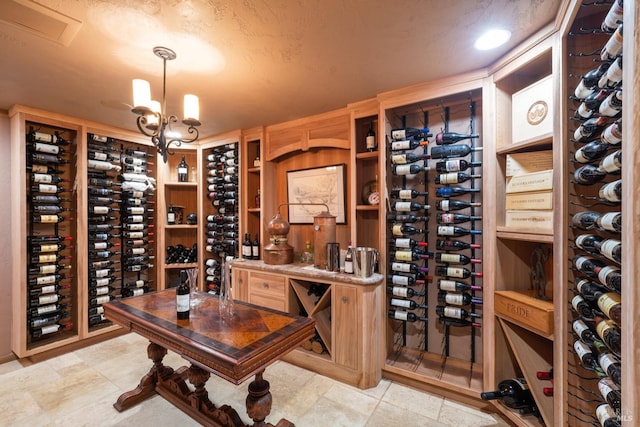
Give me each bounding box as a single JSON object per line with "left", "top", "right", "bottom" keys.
{"left": 0, "top": 0, "right": 562, "bottom": 137}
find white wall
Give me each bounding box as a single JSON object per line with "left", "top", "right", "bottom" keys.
{"left": 0, "top": 112, "right": 13, "bottom": 360}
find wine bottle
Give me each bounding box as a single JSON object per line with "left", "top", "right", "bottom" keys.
{"left": 28, "top": 263, "right": 72, "bottom": 275}
{"left": 601, "top": 0, "right": 623, "bottom": 32}
{"left": 600, "top": 24, "right": 623, "bottom": 61}
{"left": 392, "top": 238, "right": 428, "bottom": 249}
{"left": 390, "top": 262, "right": 428, "bottom": 274}
{"left": 121, "top": 287, "right": 149, "bottom": 298}
{"left": 436, "top": 226, "right": 481, "bottom": 237}
{"left": 122, "top": 155, "right": 152, "bottom": 166}
{"left": 576, "top": 278, "right": 609, "bottom": 303}
{"left": 32, "top": 205, "right": 72, "bottom": 214}
{"left": 430, "top": 144, "right": 482, "bottom": 159}
{"left": 29, "top": 292, "right": 67, "bottom": 306}
{"left": 88, "top": 159, "right": 121, "bottom": 172}
{"left": 597, "top": 292, "right": 621, "bottom": 325}
{"left": 124, "top": 279, "right": 153, "bottom": 289}
{"left": 29, "top": 242, "right": 71, "bottom": 254}
{"left": 436, "top": 305, "right": 481, "bottom": 319}
{"left": 27, "top": 164, "right": 64, "bottom": 175}
{"left": 575, "top": 89, "right": 611, "bottom": 119}
{"left": 598, "top": 180, "right": 621, "bottom": 203}
{"left": 571, "top": 294, "right": 598, "bottom": 319}
{"left": 390, "top": 152, "right": 430, "bottom": 164}
{"left": 31, "top": 322, "right": 73, "bottom": 339}
{"left": 344, "top": 242, "right": 354, "bottom": 274}
{"left": 28, "top": 130, "right": 68, "bottom": 145}
{"left": 177, "top": 156, "right": 189, "bottom": 182}
{"left": 32, "top": 214, "right": 72, "bottom": 224}
{"left": 30, "top": 152, "right": 70, "bottom": 164}
{"left": 438, "top": 279, "right": 481, "bottom": 292}
{"left": 32, "top": 195, "right": 72, "bottom": 204}
{"left": 574, "top": 63, "right": 610, "bottom": 99}
{"left": 176, "top": 270, "right": 190, "bottom": 319}
{"left": 392, "top": 164, "right": 431, "bottom": 176}
{"left": 436, "top": 239, "right": 481, "bottom": 251}
{"left": 595, "top": 318, "right": 621, "bottom": 355}
{"left": 575, "top": 234, "right": 604, "bottom": 254}
{"left": 31, "top": 173, "right": 69, "bottom": 185}
{"left": 438, "top": 317, "right": 481, "bottom": 328}
{"left": 572, "top": 211, "right": 601, "bottom": 230}
{"left": 392, "top": 249, "right": 432, "bottom": 262}
{"left": 28, "top": 302, "right": 69, "bottom": 318}
{"left": 435, "top": 187, "right": 481, "bottom": 198}
{"left": 390, "top": 189, "right": 428, "bottom": 199}
{"left": 437, "top": 291, "right": 482, "bottom": 306}
{"left": 574, "top": 140, "right": 611, "bottom": 164}
{"left": 30, "top": 253, "right": 72, "bottom": 264}
{"left": 598, "top": 89, "right": 623, "bottom": 117}
{"left": 434, "top": 172, "right": 481, "bottom": 185}
{"left": 387, "top": 274, "right": 424, "bottom": 286}
{"left": 29, "top": 283, "right": 70, "bottom": 296}
{"left": 573, "top": 116, "right": 609, "bottom": 142}
{"left": 31, "top": 183, "right": 69, "bottom": 194}
{"left": 389, "top": 298, "right": 427, "bottom": 310}
{"left": 386, "top": 214, "right": 428, "bottom": 223}
{"left": 241, "top": 233, "right": 252, "bottom": 259}
{"left": 390, "top": 127, "right": 430, "bottom": 141}
{"left": 392, "top": 201, "right": 430, "bottom": 212}
{"left": 598, "top": 378, "right": 621, "bottom": 412}
{"left": 572, "top": 319, "right": 601, "bottom": 344}
{"left": 597, "top": 150, "right": 622, "bottom": 174}
{"left": 436, "top": 199, "right": 481, "bottom": 211}
{"left": 600, "top": 118, "right": 622, "bottom": 145}
{"left": 88, "top": 224, "right": 121, "bottom": 232}
{"left": 436, "top": 213, "right": 481, "bottom": 224}
{"left": 387, "top": 309, "right": 427, "bottom": 322}
{"left": 30, "top": 141, "right": 67, "bottom": 155}
{"left": 391, "top": 224, "right": 423, "bottom": 236}
{"left": 574, "top": 255, "right": 606, "bottom": 277}
{"left": 436, "top": 266, "right": 482, "bottom": 279}
{"left": 435, "top": 132, "right": 479, "bottom": 145}
{"left": 573, "top": 164, "right": 606, "bottom": 185}
{"left": 596, "top": 212, "right": 621, "bottom": 233}
{"left": 88, "top": 285, "right": 116, "bottom": 297}
{"left": 366, "top": 121, "right": 377, "bottom": 151}
{"left": 386, "top": 286, "right": 424, "bottom": 298}
{"left": 596, "top": 404, "right": 622, "bottom": 427}
{"left": 91, "top": 259, "right": 121, "bottom": 269}
{"left": 89, "top": 295, "right": 115, "bottom": 306}
{"left": 435, "top": 253, "right": 481, "bottom": 265}
{"left": 434, "top": 159, "right": 482, "bottom": 173}
{"left": 29, "top": 312, "right": 67, "bottom": 328}
{"left": 480, "top": 378, "right": 534, "bottom": 410}
{"left": 598, "top": 352, "right": 621, "bottom": 386}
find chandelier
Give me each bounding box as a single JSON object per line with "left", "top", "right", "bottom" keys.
{"left": 131, "top": 46, "right": 201, "bottom": 163}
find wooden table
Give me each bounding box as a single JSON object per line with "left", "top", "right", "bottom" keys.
{"left": 103, "top": 289, "right": 315, "bottom": 427}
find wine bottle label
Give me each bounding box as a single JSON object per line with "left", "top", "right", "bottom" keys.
{"left": 392, "top": 310, "right": 409, "bottom": 321}
{"left": 88, "top": 159, "right": 114, "bottom": 171}
{"left": 395, "top": 202, "right": 412, "bottom": 212}
{"left": 597, "top": 293, "right": 620, "bottom": 318}
{"left": 391, "top": 287, "right": 409, "bottom": 297}
{"left": 444, "top": 160, "right": 462, "bottom": 172}
{"left": 128, "top": 215, "right": 144, "bottom": 223}
{"left": 394, "top": 165, "right": 413, "bottom": 175}
{"left": 602, "top": 1, "right": 623, "bottom": 32}
{"left": 439, "top": 173, "right": 460, "bottom": 184}
{"left": 437, "top": 226, "right": 455, "bottom": 236}
{"left": 444, "top": 267, "right": 464, "bottom": 278}
{"left": 439, "top": 200, "right": 451, "bottom": 211}
{"left": 596, "top": 319, "right": 615, "bottom": 341}
{"left": 33, "top": 173, "right": 53, "bottom": 184}
{"left": 37, "top": 275, "right": 58, "bottom": 285}
{"left": 36, "top": 304, "right": 57, "bottom": 315}
{"left": 39, "top": 244, "right": 58, "bottom": 252}
{"left": 34, "top": 132, "right": 57, "bottom": 143}
{"left": 599, "top": 213, "right": 620, "bottom": 231}
{"left": 178, "top": 167, "right": 188, "bottom": 174}
{"left": 390, "top": 298, "right": 411, "bottom": 309}
{"left": 95, "top": 286, "right": 110, "bottom": 295}
{"left": 575, "top": 256, "right": 592, "bottom": 271}
{"left": 392, "top": 225, "right": 405, "bottom": 236}
{"left": 31, "top": 165, "right": 49, "bottom": 173}
{"left": 574, "top": 80, "right": 593, "bottom": 99}
{"left": 37, "top": 184, "right": 57, "bottom": 193}
{"left": 576, "top": 102, "right": 593, "bottom": 118}
{"left": 600, "top": 239, "right": 620, "bottom": 261}
{"left": 127, "top": 232, "right": 143, "bottom": 239}
{"left": 571, "top": 295, "right": 586, "bottom": 312}
{"left": 344, "top": 260, "right": 353, "bottom": 273}
{"left": 391, "top": 262, "right": 411, "bottom": 273}
{"left": 40, "top": 324, "right": 61, "bottom": 335}
{"left": 38, "top": 293, "right": 59, "bottom": 304}
{"left": 443, "top": 306, "right": 463, "bottom": 319}
{"left": 598, "top": 97, "right": 619, "bottom": 117}
{"left": 574, "top": 340, "right": 592, "bottom": 359}
{"left": 242, "top": 245, "right": 251, "bottom": 257}
{"left": 596, "top": 404, "right": 617, "bottom": 424}
{"left": 601, "top": 27, "right": 623, "bottom": 60}
{"left": 130, "top": 248, "right": 145, "bottom": 255}
{"left": 598, "top": 378, "right": 619, "bottom": 400}
{"left": 95, "top": 278, "right": 110, "bottom": 286}
{"left": 132, "top": 288, "right": 144, "bottom": 296}
{"left": 34, "top": 142, "right": 59, "bottom": 154}
{"left": 366, "top": 135, "right": 376, "bottom": 150}
{"left": 94, "top": 268, "right": 110, "bottom": 278}
{"left": 572, "top": 319, "right": 590, "bottom": 338}
{"left": 601, "top": 122, "right": 622, "bottom": 145}
{"left": 391, "top": 154, "right": 408, "bottom": 164}
{"left": 92, "top": 152, "right": 108, "bottom": 161}
{"left": 131, "top": 191, "right": 144, "bottom": 198}
{"left": 439, "top": 214, "right": 455, "bottom": 224}
{"left": 39, "top": 265, "right": 56, "bottom": 274}
{"left": 444, "top": 294, "right": 464, "bottom": 306}
{"left": 37, "top": 254, "right": 56, "bottom": 263}
{"left": 128, "top": 207, "right": 145, "bottom": 214}
{"left": 599, "top": 152, "right": 621, "bottom": 173}
{"left": 39, "top": 284, "right": 56, "bottom": 294}
{"left": 394, "top": 251, "right": 412, "bottom": 262}
{"left": 176, "top": 294, "right": 190, "bottom": 312}
{"left": 398, "top": 190, "right": 414, "bottom": 199}
{"left": 438, "top": 280, "right": 458, "bottom": 291}
{"left": 94, "top": 295, "right": 111, "bottom": 305}
{"left": 395, "top": 238, "right": 411, "bottom": 248}
{"left": 390, "top": 275, "right": 409, "bottom": 286}
{"left": 94, "top": 306, "right": 105, "bottom": 315}
{"left": 127, "top": 224, "right": 144, "bottom": 230}
{"left": 439, "top": 254, "right": 461, "bottom": 264}
{"left": 94, "top": 242, "right": 108, "bottom": 250}
{"left": 391, "top": 140, "right": 412, "bottom": 151}
{"left": 598, "top": 353, "right": 618, "bottom": 373}
{"left": 127, "top": 157, "right": 143, "bottom": 166}
{"left": 575, "top": 148, "right": 595, "bottom": 163}
{"left": 93, "top": 206, "right": 109, "bottom": 214}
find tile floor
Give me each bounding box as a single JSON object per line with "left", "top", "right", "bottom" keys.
{"left": 0, "top": 333, "right": 510, "bottom": 426}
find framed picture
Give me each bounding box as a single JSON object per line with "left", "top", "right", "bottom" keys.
{"left": 287, "top": 164, "right": 346, "bottom": 224}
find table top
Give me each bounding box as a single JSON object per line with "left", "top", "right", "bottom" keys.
{"left": 104, "top": 289, "right": 315, "bottom": 384}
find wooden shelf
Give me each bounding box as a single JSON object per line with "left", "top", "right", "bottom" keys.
{"left": 356, "top": 204, "right": 379, "bottom": 211}
{"left": 496, "top": 228, "right": 554, "bottom": 243}
{"left": 496, "top": 135, "right": 553, "bottom": 155}
{"left": 164, "top": 181, "right": 198, "bottom": 188}
{"left": 248, "top": 166, "right": 260, "bottom": 173}
{"left": 165, "top": 224, "right": 198, "bottom": 230}
{"left": 355, "top": 151, "right": 379, "bottom": 160}
{"left": 165, "top": 262, "right": 198, "bottom": 269}
{"left": 247, "top": 208, "right": 260, "bottom": 213}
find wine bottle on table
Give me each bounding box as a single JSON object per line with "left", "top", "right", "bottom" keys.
{"left": 176, "top": 270, "right": 190, "bottom": 320}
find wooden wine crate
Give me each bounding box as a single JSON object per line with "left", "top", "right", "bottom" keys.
{"left": 505, "top": 191, "right": 553, "bottom": 210}
{"left": 505, "top": 210, "right": 553, "bottom": 230}
{"left": 494, "top": 290, "right": 554, "bottom": 336}
{"left": 505, "top": 169, "right": 553, "bottom": 194}
{"left": 505, "top": 150, "right": 553, "bottom": 177}
{"left": 511, "top": 75, "right": 553, "bottom": 144}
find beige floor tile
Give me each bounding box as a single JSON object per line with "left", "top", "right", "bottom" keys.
{"left": 0, "top": 359, "right": 25, "bottom": 375}
{"left": 359, "top": 378, "right": 392, "bottom": 400}
{"left": 324, "top": 382, "right": 380, "bottom": 417}
{"left": 0, "top": 389, "right": 54, "bottom": 426}
{"left": 295, "top": 396, "right": 370, "bottom": 427}
{"left": 381, "top": 382, "right": 444, "bottom": 419}
{"left": 438, "top": 399, "right": 508, "bottom": 427}
{"left": 365, "top": 400, "right": 446, "bottom": 427}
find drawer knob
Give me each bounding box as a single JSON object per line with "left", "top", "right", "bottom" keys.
{"left": 263, "top": 282, "right": 269, "bottom": 288}
{"left": 341, "top": 296, "right": 348, "bottom": 303}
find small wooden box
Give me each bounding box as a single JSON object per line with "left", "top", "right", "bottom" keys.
{"left": 506, "top": 191, "right": 553, "bottom": 210}
{"left": 506, "top": 150, "right": 553, "bottom": 177}
{"left": 505, "top": 169, "right": 553, "bottom": 194}
{"left": 512, "top": 75, "right": 554, "bottom": 144}
{"left": 495, "top": 290, "right": 554, "bottom": 336}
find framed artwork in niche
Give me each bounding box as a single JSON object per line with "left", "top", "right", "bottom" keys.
{"left": 286, "top": 164, "right": 346, "bottom": 224}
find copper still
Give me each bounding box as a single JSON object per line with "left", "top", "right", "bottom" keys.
{"left": 313, "top": 209, "right": 336, "bottom": 270}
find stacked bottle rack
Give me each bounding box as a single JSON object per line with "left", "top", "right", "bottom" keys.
{"left": 26, "top": 125, "right": 76, "bottom": 343}
{"left": 204, "top": 143, "right": 239, "bottom": 293}
{"left": 565, "top": 1, "right": 623, "bottom": 425}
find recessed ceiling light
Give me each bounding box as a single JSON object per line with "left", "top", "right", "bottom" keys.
{"left": 474, "top": 29, "right": 511, "bottom": 50}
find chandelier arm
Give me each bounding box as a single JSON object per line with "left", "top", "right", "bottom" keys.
{"left": 136, "top": 115, "right": 160, "bottom": 138}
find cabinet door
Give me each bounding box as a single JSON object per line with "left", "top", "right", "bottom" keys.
{"left": 333, "top": 285, "right": 359, "bottom": 370}
{"left": 233, "top": 268, "right": 249, "bottom": 303}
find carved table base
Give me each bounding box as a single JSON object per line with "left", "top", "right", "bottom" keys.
{"left": 114, "top": 341, "right": 295, "bottom": 427}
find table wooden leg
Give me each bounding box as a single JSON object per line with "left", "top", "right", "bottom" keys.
{"left": 113, "top": 341, "right": 174, "bottom": 412}
{"left": 246, "top": 370, "right": 273, "bottom": 427}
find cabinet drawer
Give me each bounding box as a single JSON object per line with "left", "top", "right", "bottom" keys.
{"left": 248, "top": 272, "right": 286, "bottom": 297}
{"left": 249, "top": 293, "right": 286, "bottom": 312}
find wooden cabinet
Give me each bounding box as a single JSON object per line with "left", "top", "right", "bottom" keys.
{"left": 230, "top": 260, "right": 383, "bottom": 389}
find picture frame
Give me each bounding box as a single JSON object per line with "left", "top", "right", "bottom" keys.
{"left": 286, "top": 164, "right": 346, "bottom": 224}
